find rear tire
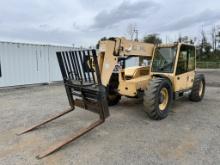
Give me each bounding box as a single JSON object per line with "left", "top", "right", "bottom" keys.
{"left": 144, "top": 78, "right": 173, "bottom": 120}
{"left": 189, "top": 74, "right": 205, "bottom": 102}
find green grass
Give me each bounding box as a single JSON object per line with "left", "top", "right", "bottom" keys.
{"left": 197, "top": 61, "right": 220, "bottom": 68}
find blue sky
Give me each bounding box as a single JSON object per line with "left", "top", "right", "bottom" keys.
{"left": 0, "top": 0, "right": 220, "bottom": 46}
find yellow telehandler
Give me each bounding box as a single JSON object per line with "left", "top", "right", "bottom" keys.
{"left": 18, "top": 37, "right": 205, "bottom": 159}
{"left": 98, "top": 37, "right": 205, "bottom": 119}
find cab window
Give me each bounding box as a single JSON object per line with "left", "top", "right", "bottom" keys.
{"left": 188, "top": 47, "right": 195, "bottom": 71}
{"left": 176, "top": 45, "right": 195, "bottom": 75}
{"left": 0, "top": 61, "right": 2, "bottom": 78}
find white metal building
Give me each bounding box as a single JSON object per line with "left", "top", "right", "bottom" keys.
{"left": 0, "top": 42, "right": 74, "bottom": 87}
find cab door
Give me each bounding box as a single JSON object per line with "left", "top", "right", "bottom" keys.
{"left": 186, "top": 46, "right": 196, "bottom": 89}
{"left": 0, "top": 57, "right": 2, "bottom": 78}
{"left": 174, "top": 45, "right": 196, "bottom": 91}
{"left": 174, "top": 45, "right": 188, "bottom": 91}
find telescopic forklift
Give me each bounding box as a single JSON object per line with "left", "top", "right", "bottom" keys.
{"left": 98, "top": 37, "right": 205, "bottom": 119}
{"left": 18, "top": 37, "right": 205, "bottom": 159}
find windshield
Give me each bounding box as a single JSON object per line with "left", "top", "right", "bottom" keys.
{"left": 125, "top": 57, "right": 139, "bottom": 67}
{"left": 124, "top": 56, "right": 150, "bottom": 67}
{"left": 151, "top": 47, "right": 177, "bottom": 73}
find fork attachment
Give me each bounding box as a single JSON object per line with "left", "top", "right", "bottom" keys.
{"left": 18, "top": 49, "right": 109, "bottom": 159}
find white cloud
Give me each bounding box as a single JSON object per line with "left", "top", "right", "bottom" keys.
{"left": 0, "top": 0, "right": 219, "bottom": 46}
{"left": 156, "top": 9, "right": 220, "bottom": 32}
{"left": 91, "top": 1, "right": 160, "bottom": 29}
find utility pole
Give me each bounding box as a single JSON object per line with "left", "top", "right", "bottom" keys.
{"left": 134, "top": 29, "right": 139, "bottom": 41}
{"left": 126, "top": 23, "right": 137, "bottom": 41}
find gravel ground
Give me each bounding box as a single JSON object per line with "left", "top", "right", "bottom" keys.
{"left": 197, "top": 69, "right": 220, "bottom": 87}
{"left": 0, "top": 70, "right": 220, "bottom": 165}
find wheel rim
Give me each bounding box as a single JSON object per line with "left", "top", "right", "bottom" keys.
{"left": 159, "top": 88, "right": 169, "bottom": 111}
{"left": 199, "top": 81, "right": 203, "bottom": 96}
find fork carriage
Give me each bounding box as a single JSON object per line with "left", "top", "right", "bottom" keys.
{"left": 18, "top": 49, "right": 109, "bottom": 159}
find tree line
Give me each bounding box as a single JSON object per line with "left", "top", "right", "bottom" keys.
{"left": 97, "top": 24, "right": 220, "bottom": 62}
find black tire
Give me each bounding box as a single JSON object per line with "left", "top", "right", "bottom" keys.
{"left": 144, "top": 78, "right": 173, "bottom": 120}
{"left": 189, "top": 74, "right": 205, "bottom": 102}
{"left": 107, "top": 74, "right": 121, "bottom": 106}
{"left": 107, "top": 93, "right": 121, "bottom": 106}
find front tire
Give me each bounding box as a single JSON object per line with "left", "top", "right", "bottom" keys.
{"left": 189, "top": 74, "right": 205, "bottom": 102}
{"left": 107, "top": 93, "right": 121, "bottom": 106}
{"left": 144, "top": 78, "right": 173, "bottom": 120}
{"left": 107, "top": 74, "right": 121, "bottom": 106}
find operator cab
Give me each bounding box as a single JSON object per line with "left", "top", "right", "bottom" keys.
{"left": 123, "top": 56, "right": 151, "bottom": 80}
{"left": 151, "top": 43, "right": 196, "bottom": 92}
{"left": 117, "top": 56, "right": 152, "bottom": 97}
